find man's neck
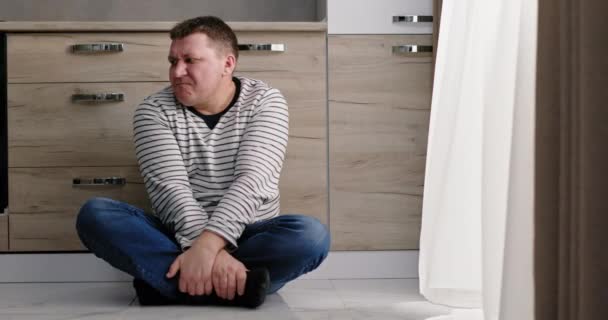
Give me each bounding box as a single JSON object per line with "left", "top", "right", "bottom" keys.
{"left": 192, "top": 77, "right": 236, "bottom": 115}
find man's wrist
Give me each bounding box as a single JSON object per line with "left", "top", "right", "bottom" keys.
{"left": 192, "top": 230, "right": 228, "bottom": 253}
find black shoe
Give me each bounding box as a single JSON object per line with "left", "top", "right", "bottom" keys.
{"left": 132, "top": 278, "right": 176, "bottom": 306}
{"left": 133, "top": 268, "right": 270, "bottom": 309}
{"left": 236, "top": 267, "right": 271, "bottom": 308}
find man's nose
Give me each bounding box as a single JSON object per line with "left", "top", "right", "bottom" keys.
{"left": 171, "top": 61, "right": 187, "bottom": 78}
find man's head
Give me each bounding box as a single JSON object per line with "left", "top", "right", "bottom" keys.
{"left": 168, "top": 16, "right": 238, "bottom": 109}
{"left": 170, "top": 16, "right": 239, "bottom": 60}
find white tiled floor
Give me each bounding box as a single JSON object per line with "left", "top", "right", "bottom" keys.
{"left": 0, "top": 279, "right": 451, "bottom": 319}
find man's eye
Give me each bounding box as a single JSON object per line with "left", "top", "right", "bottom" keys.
{"left": 185, "top": 58, "right": 194, "bottom": 64}
{"left": 168, "top": 59, "right": 177, "bottom": 66}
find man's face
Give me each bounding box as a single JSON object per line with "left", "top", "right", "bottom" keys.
{"left": 168, "top": 33, "right": 232, "bottom": 108}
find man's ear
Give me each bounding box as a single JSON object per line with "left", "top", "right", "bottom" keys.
{"left": 223, "top": 54, "right": 236, "bottom": 76}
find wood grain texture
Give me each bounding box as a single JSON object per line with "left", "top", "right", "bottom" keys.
{"left": 0, "top": 215, "right": 8, "bottom": 251}
{"left": 8, "top": 82, "right": 168, "bottom": 167}
{"left": 236, "top": 33, "right": 327, "bottom": 221}
{"left": 8, "top": 167, "right": 151, "bottom": 214}
{"left": 7, "top": 31, "right": 326, "bottom": 83}
{"left": 8, "top": 33, "right": 170, "bottom": 83}
{"left": 329, "top": 35, "right": 432, "bottom": 250}
{"left": 7, "top": 78, "right": 328, "bottom": 221}
{"left": 8, "top": 166, "right": 151, "bottom": 251}
{"left": 328, "top": 35, "right": 433, "bottom": 110}
{"left": 331, "top": 191, "right": 422, "bottom": 250}
{"left": 9, "top": 213, "right": 87, "bottom": 251}
{"left": 8, "top": 80, "right": 327, "bottom": 222}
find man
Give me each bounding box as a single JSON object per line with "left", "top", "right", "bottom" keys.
{"left": 75, "top": 16, "right": 330, "bottom": 308}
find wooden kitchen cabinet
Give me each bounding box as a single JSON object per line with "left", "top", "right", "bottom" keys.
{"left": 1, "top": 22, "right": 327, "bottom": 251}
{"left": 327, "top": 0, "right": 434, "bottom": 250}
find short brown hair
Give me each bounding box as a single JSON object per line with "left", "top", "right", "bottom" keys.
{"left": 170, "top": 16, "right": 239, "bottom": 60}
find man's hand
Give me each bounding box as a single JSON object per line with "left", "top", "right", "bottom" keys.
{"left": 212, "top": 249, "right": 248, "bottom": 300}
{"left": 166, "top": 231, "right": 227, "bottom": 296}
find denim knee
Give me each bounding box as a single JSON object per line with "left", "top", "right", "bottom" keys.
{"left": 287, "top": 215, "right": 331, "bottom": 261}
{"left": 75, "top": 197, "right": 115, "bottom": 235}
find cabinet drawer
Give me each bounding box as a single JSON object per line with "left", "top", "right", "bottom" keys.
{"left": 8, "top": 33, "right": 170, "bottom": 83}
{"left": 10, "top": 213, "right": 87, "bottom": 251}
{"left": 8, "top": 167, "right": 151, "bottom": 214}
{"left": 328, "top": 0, "right": 433, "bottom": 34}
{"left": 8, "top": 82, "right": 168, "bottom": 167}
{"left": 329, "top": 35, "right": 432, "bottom": 108}
{"left": 8, "top": 31, "right": 325, "bottom": 83}
{"left": 236, "top": 32, "right": 325, "bottom": 75}
{"left": 9, "top": 167, "right": 148, "bottom": 251}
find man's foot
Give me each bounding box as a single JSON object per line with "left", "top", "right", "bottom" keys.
{"left": 132, "top": 278, "right": 176, "bottom": 306}
{"left": 132, "top": 267, "right": 271, "bottom": 308}
{"left": 236, "top": 267, "right": 271, "bottom": 308}
{"left": 186, "top": 267, "right": 271, "bottom": 309}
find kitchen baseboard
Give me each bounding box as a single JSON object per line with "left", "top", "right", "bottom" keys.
{"left": 0, "top": 250, "right": 419, "bottom": 282}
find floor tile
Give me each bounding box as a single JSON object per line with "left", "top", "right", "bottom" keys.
{"left": 349, "top": 302, "right": 451, "bottom": 320}
{"left": 331, "top": 279, "right": 424, "bottom": 308}
{"left": 291, "top": 310, "right": 355, "bottom": 320}
{"left": 0, "top": 279, "right": 451, "bottom": 319}
{"left": 277, "top": 279, "right": 346, "bottom": 311}
{"left": 0, "top": 282, "right": 133, "bottom": 313}
{"left": 0, "top": 310, "right": 137, "bottom": 320}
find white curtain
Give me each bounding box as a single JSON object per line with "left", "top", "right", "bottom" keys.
{"left": 419, "top": 0, "right": 537, "bottom": 319}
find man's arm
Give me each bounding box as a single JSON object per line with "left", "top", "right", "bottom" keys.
{"left": 203, "top": 88, "right": 289, "bottom": 249}
{"left": 133, "top": 100, "right": 209, "bottom": 250}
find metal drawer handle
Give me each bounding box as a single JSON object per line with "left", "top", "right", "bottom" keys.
{"left": 393, "top": 15, "right": 433, "bottom": 23}
{"left": 73, "top": 177, "right": 127, "bottom": 186}
{"left": 238, "top": 44, "right": 285, "bottom": 52}
{"left": 71, "top": 43, "right": 124, "bottom": 53}
{"left": 392, "top": 45, "right": 433, "bottom": 55}
{"left": 72, "top": 93, "right": 125, "bottom": 103}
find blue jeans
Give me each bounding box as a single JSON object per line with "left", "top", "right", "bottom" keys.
{"left": 75, "top": 197, "right": 330, "bottom": 299}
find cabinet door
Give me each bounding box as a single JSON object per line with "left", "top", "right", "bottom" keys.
{"left": 329, "top": 35, "right": 433, "bottom": 250}
{"left": 8, "top": 166, "right": 150, "bottom": 251}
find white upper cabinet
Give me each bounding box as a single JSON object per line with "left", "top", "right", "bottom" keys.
{"left": 328, "top": 0, "right": 433, "bottom": 34}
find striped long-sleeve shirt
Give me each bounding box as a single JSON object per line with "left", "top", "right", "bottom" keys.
{"left": 132, "top": 77, "right": 289, "bottom": 251}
